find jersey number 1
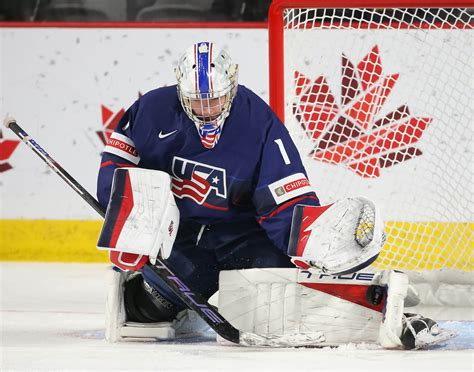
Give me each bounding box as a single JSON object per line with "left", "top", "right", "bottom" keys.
{"left": 274, "top": 139, "right": 291, "bottom": 165}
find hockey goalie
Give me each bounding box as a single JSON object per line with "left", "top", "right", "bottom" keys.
{"left": 95, "top": 41, "right": 454, "bottom": 349}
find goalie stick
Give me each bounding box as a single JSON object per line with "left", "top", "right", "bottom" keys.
{"left": 4, "top": 117, "right": 324, "bottom": 348}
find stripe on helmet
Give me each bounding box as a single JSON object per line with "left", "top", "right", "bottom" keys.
{"left": 193, "top": 43, "right": 198, "bottom": 94}
{"left": 196, "top": 42, "right": 210, "bottom": 94}
{"left": 209, "top": 42, "right": 214, "bottom": 93}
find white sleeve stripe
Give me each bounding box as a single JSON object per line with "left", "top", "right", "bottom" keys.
{"left": 104, "top": 133, "right": 140, "bottom": 164}
{"left": 104, "top": 146, "right": 141, "bottom": 164}
{"left": 268, "top": 173, "right": 313, "bottom": 205}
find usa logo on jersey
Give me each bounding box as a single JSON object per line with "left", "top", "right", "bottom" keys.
{"left": 171, "top": 156, "right": 227, "bottom": 208}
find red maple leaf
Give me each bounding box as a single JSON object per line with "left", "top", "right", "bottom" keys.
{"left": 96, "top": 105, "right": 126, "bottom": 145}
{"left": 0, "top": 129, "right": 20, "bottom": 173}
{"left": 97, "top": 93, "right": 142, "bottom": 145}
{"left": 293, "top": 45, "right": 431, "bottom": 178}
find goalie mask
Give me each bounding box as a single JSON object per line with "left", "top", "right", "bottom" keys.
{"left": 175, "top": 41, "right": 239, "bottom": 149}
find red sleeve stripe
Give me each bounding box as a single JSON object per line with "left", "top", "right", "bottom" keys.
{"left": 100, "top": 160, "right": 114, "bottom": 168}
{"left": 100, "top": 161, "right": 138, "bottom": 169}
{"left": 258, "top": 195, "right": 319, "bottom": 224}
{"left": 117, "top": 163, "right": 137, "bottom": 167}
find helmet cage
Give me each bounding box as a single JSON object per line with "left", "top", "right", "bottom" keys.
{"left": 175, "top": 42, "right": 239, "bottom": 129}
{"left": 177, "top": 81, "right": 238, "bottom": 128}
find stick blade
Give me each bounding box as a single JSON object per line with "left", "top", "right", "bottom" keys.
{"left": 239, "top": 331, "right": 325, "bottom": 347}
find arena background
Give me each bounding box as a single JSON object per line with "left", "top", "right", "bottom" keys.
{"left": 0, "top": 4, "right": 472, "bottom": 271}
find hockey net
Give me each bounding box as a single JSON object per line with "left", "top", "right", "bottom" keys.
{"left": 268, "top": 1, "right": 473, "bottom": 307}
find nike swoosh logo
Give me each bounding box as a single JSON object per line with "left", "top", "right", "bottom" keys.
{"left": 158, "top": 130, "right": 178, "bottom": 139}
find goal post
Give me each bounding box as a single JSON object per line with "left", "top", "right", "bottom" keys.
{"left": 268, "top": 0, "right": 473, "bottom": 307}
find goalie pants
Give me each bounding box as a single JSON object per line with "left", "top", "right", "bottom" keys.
{"left": 142, "top": 218, "right": 293, "bottom": 310}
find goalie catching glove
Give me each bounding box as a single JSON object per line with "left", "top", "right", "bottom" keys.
{"left": 288, "top": 197, "right": 385, "bottom": 275}
{"left": 97, "top": 168, "right": 180, "bottom": 271}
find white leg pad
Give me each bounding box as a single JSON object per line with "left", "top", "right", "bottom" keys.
{"left": 105, "top": 269, "right": 175, "bottom": 342}
{"left": 105, "top": 268, "right": 211, "bottom": 342}
{"left": 119, "top": 321, "right": 175, "bottom": 340}
{"left": 218, "top": 268, "right": 385, "bottom": 346}
{"left": 378, "top": 271, "right": 409, "bottom": 348}
{"left": 105, "top": 268, "right": 128, "bottom": 342}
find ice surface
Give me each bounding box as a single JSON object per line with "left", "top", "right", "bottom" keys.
{"left": 1, "top": 263, "right": 472, "bottom": 371}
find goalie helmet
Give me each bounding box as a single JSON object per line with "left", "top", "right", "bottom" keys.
{"left": 175, "top": 41, "right": 239, "bottom": 149}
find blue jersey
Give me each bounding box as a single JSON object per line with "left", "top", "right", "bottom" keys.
{"left": 97, "top": 84, "right": 319, "bottom": 252}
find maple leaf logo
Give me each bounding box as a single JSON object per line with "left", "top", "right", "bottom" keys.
{"left": 97, "top": 93, "right": 142, "bottom": 145}
{"left": 293, "top": 45, "right": 431, "bottom": 178}
{"left": 0, "top": 129, "right": 20, "bottom": 173}
{"left": 97, "top": 105, "right": 126, "bottom": 145}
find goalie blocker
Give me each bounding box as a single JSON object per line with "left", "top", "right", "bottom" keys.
{"left": 97, "top": 167, "right": 180, "bottom": 271}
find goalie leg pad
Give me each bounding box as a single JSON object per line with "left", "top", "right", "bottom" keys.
{"left": 105, "top": 268, "right": 211, "bottom": 342}
{"left": 377, "top": 271, "right": 408, "bottom": 348}
{"left": 106, "top": 268, "right": 175, "bottom": 342}
{"left": 217, "top": 268, "right": 386, "bottom": 346}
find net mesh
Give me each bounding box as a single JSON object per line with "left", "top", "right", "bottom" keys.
{"left": 277, "top": 6, "right": 473, "bottom": 273}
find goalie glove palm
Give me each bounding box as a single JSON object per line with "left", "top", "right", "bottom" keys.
{"left": 288, "top": 197, "right": 385, "bottom": 274}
